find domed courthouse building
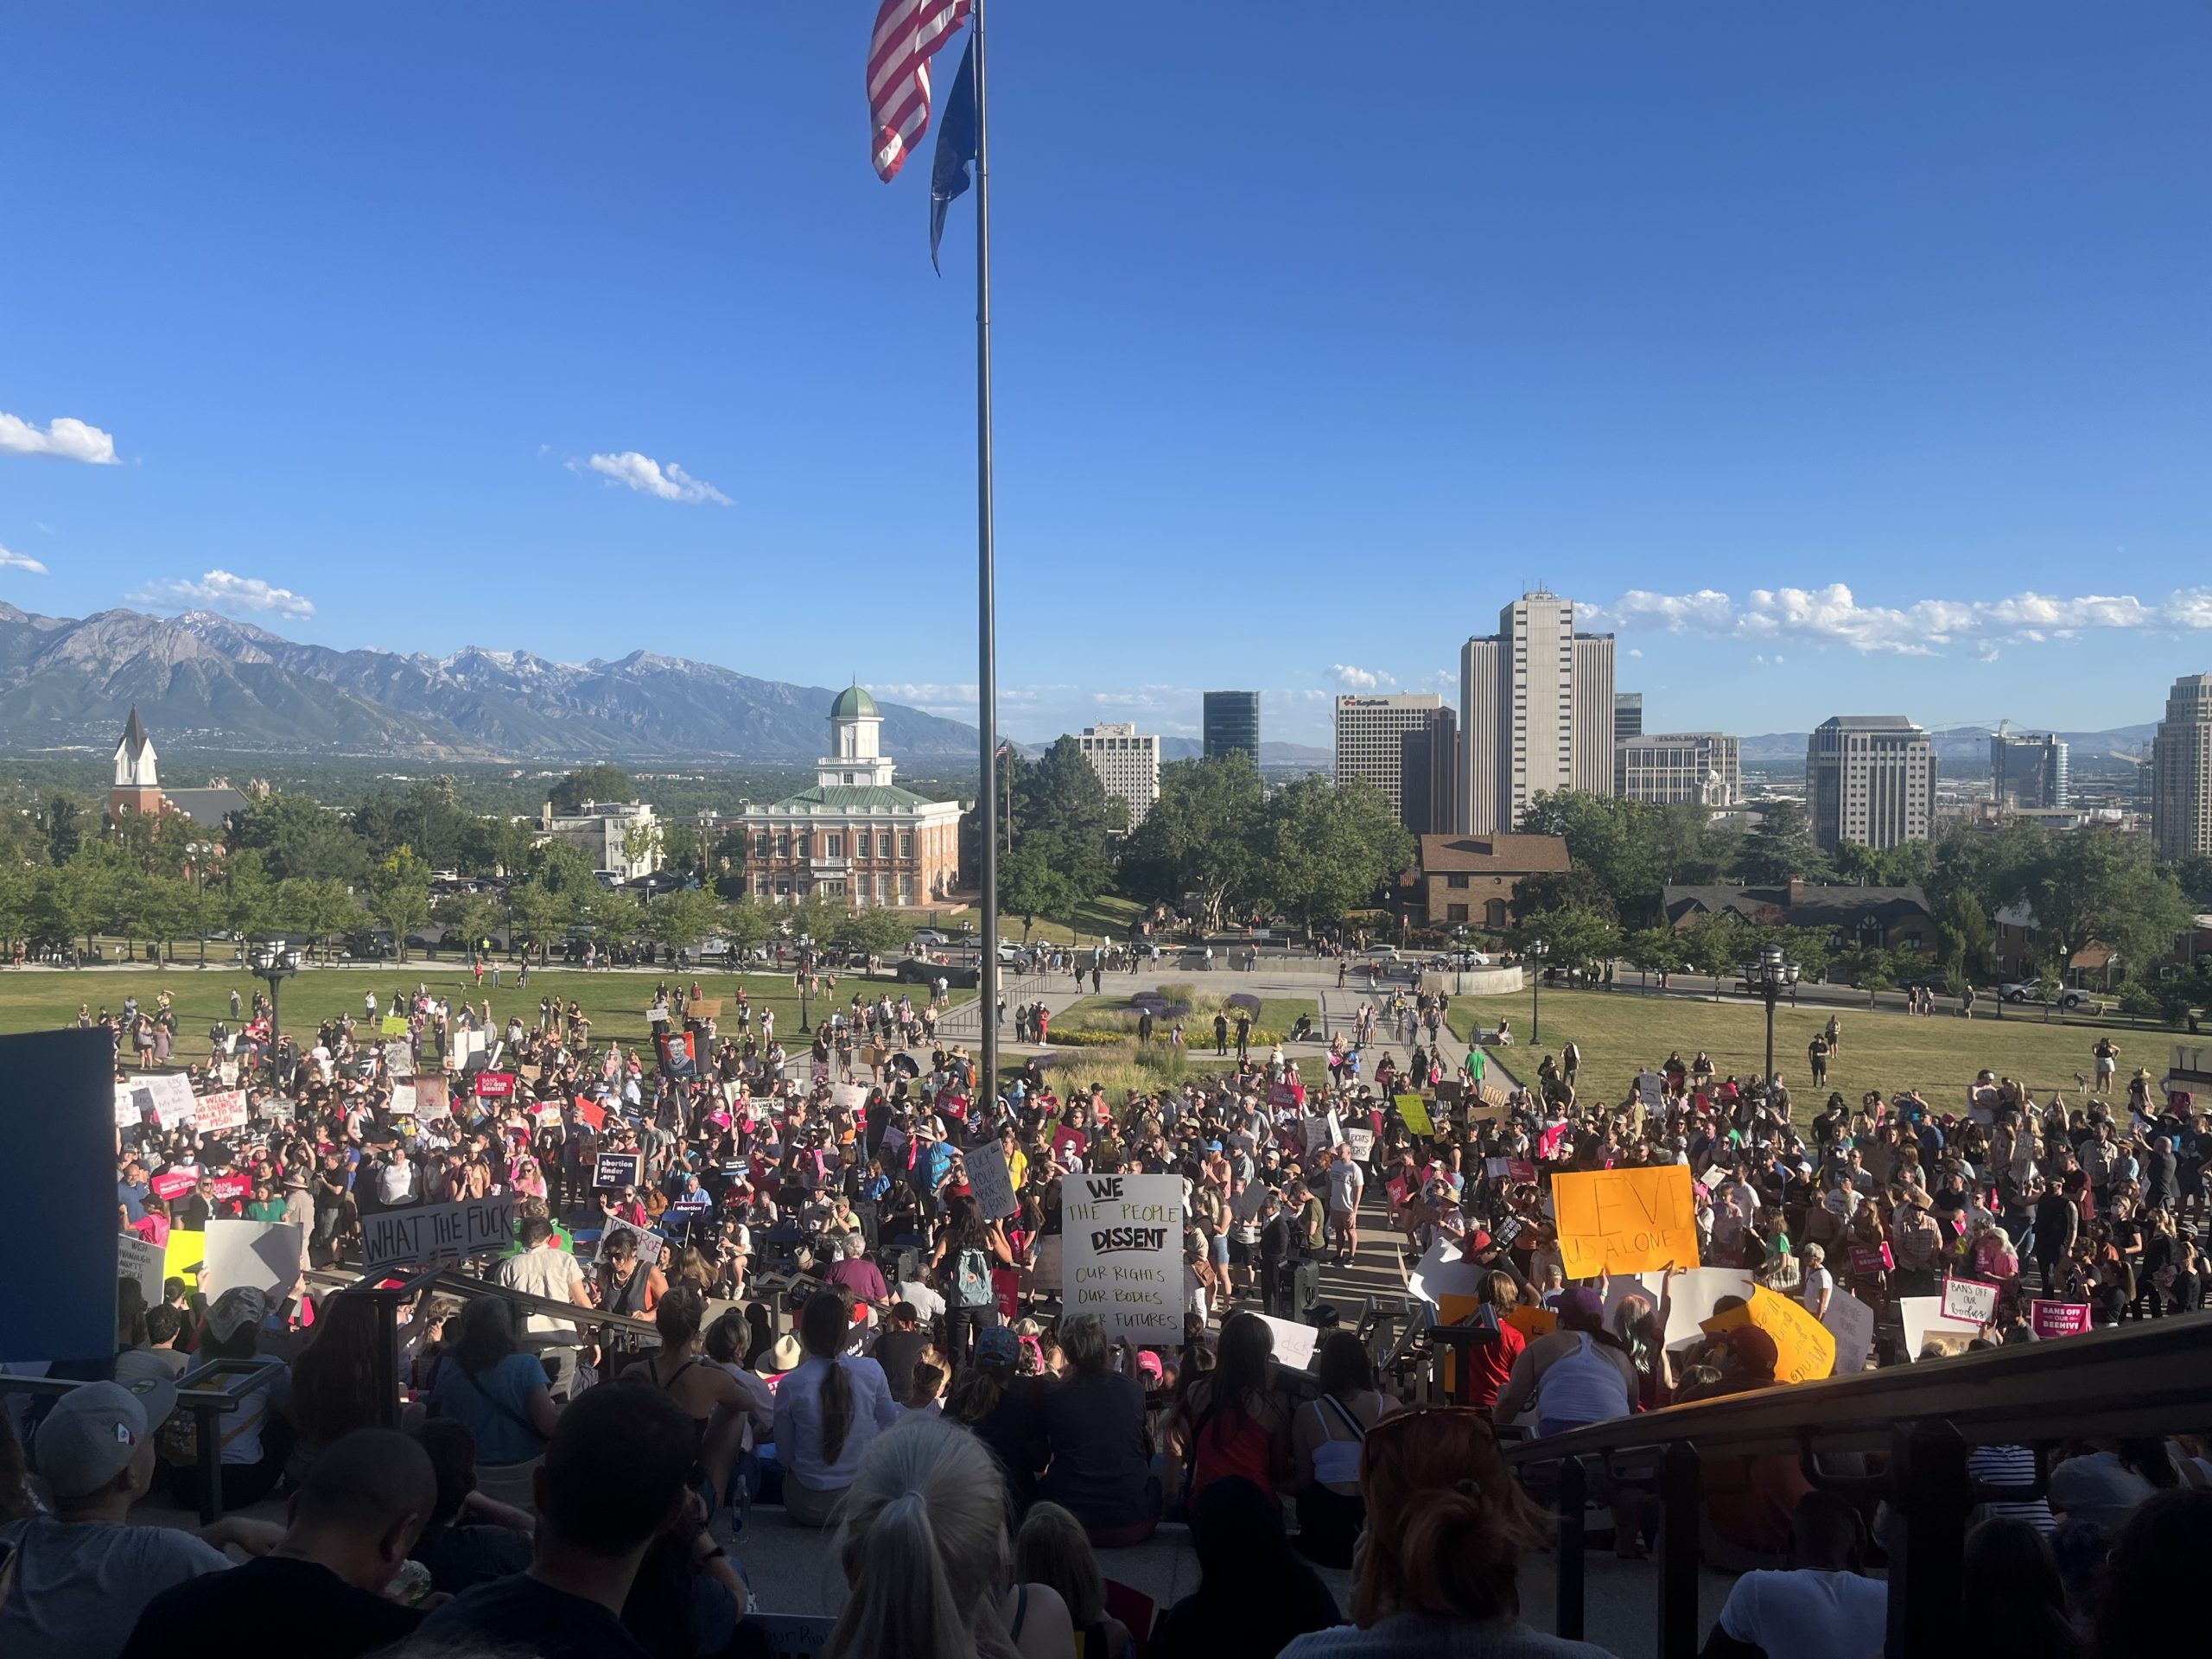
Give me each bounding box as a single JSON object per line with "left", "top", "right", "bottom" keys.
{"left": 734, "top": 686, "right": 964, "bottom": 907}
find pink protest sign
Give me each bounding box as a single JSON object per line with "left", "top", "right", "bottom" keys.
{"left": 2031, "top": 1299, "right": 2091, "bottom": 1338}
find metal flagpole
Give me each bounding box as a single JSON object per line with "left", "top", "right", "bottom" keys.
{"left": 973, "top": 0, "right": 1000, "bottom": 1110}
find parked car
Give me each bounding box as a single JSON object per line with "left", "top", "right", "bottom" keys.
{"left": 911, "top": 929, "right": 951, "bottom": 948}
{"left": 1428, "top": 949, "right": 1492, "bottom": 969}
{"left": 1999, "top": 981, "right": 2097, "bottom": 1010}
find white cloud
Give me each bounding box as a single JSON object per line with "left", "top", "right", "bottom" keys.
{"left": 127, "top": 569, "right": 315, "bottom": 620}
{"left": 1592, "top": 582, "right": 2212, "bottom": 657}
{"left": 0, "top": 543, "right": 48, "bottom": 575}
{"left": 576, "top": 451, "right": 731, "bottom": 505}
{"left": 0, "top": 410, "right": 118, "bottom": 465}
{"left": 1627, "top": 647, "right": 1643, "bottom": 658}
{"left": 1329, "top": 664, "right": 1393, "bottom": 690}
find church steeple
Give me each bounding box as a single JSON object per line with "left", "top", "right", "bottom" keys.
{"left": 113, "top": 708, "right": 158, "bottom": 790}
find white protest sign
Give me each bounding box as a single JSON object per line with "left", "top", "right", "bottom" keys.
{"left": 1899, "top": 1294, "right": 1983, "bottom": 1362}
{"left": 1063, "top": 1173, "right": 1183, "bottom": 1343}
{"left": 1407, "top": 1238, "right": 1484, "bottom": 1307}
{"left": 830, "top": 1082, "right": 868, "bottom": 1111}
{"left": 1940, "top": 1275, "right": 1999, "bottom": 1326}
{"left": 1822, "top": 1290, "right": 1877, "bottom": 1376}
{"left": 1258, "top": 1313, "right": 1320, "bottom": 1371}
{"left": 118, "top": 1232, "right": 166, "bottom": 1306}
{"left": 361, "top": 1193, "right": 520, "bottom": 1270}
{"left": 143, "top": 1072, "right": 197, "bottom": 1128}
{"left": 116, "top": 1083, "right": 148, "bottom": 1128}
{"left": 385, "top": 1041, "right": 414, "bottom": 1078}
{"left": 204, "top": 1217, "right": 305, "bottom": 1297}
{"left": 1601, "top": 1267, "right": 1758, "bottom": 1349}
{"left": 194, "top": 1090, "right": 250, "bottom": 1134}
{"left": 601, "top": 1215, "right": 666, "bottom": 1264}
{"left": 413, "top": 1076, "right": 451, "bottom": 1120}
{"left": 1344, "top": 1127, "right": 1376, "bottom": 1161}
{"left": 964, "top": 1143, "right": 1020, "bottom": 1219}
{"left": 391, "top": 1084, "right": 417, "bottom": 1117}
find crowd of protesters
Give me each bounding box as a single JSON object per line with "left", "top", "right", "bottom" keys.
{"left": 1, "top": 963, "right": 2205, "bottom": 1659}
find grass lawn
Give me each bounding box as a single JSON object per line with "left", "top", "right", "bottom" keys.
{"left": 0, "top": 965, "right": 967, "bottom": 1054}
{"left": 1447, "top": 987, "right": 2161, "bottom": 1126}
{"left": 1048, "top": 986, "right": 1316, "bottom": 1047}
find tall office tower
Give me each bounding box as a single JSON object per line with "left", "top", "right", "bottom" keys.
{"left": 1073, "top": 722, "right": 1162, "bottom": 828}
{"left": 1615, "top": 692, "right": 1643, "bottom": 742}
{"left": 1805, "top": 715, "right": 1937, "bottom": 851}
{"left": 1202, "top": 690, "right": 1261, "bottom": 762}
{"left": 1398, "top": 707, "right": 1459, "bottom": 836}
{"left": 2152, "top": 674, "right": 2212, "bottom": 859}
{"left": 1458, "top": 592, "right": 1616, "bottom": 833}
{"left": 1616, "top": 733, "right": 1741, "bottom": 806}
{"left": 1334, "top": 694, "right": 1447, "bottom": 821}
{"left": 1989, "top": 729, "right": 2070, "bottom": 810}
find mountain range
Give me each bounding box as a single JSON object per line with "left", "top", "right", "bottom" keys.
{"left": 1733, "top": 723, "right": 2156, "bottom": 772}
{"left": 0, "top": 603, "right": 982, "bottom": 761}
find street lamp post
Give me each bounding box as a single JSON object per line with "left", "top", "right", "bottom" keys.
{"left": 1742, "top": 943, "right": 1802, "bottom": 1086}
{"left": 1529, "top": 939, "right": 1547, "bottom": 1046}
{"left": 797, "top": 937, "right": 813, "bottom": 1033}
{"left": 249, "top": 943, "right": 301, "bottom": 1083}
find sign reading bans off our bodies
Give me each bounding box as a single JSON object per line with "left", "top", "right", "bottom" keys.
{"left": 362, "top": 1194, "right": 519, "bottom": 1271}
{"left": 1064, "top": 1173, "right": 1184, "bottom": 1344}
{"left": 1552, "top": 1165, "right": 1700, "bottom": 1278}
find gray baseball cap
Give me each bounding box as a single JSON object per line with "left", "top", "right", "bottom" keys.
{"left": 35, "top": 1361, "right": 179, "bottom": 1499}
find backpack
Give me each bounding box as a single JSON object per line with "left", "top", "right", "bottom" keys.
{"left": 954, "top": 1247, "right": 993, "bottom": 1307}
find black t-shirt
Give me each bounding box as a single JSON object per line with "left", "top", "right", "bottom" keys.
{"left": 415, "top": 1571, "right": 652, "bottom": 1659}
{"left": 410, "top": 1520, "right": 535, "bottom": 1596}
{"left": 118, "top": 1555, "right": 422, "bottom": 1659}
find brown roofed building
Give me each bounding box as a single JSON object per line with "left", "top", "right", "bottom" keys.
{"left": 1406, "top": 833, "right": 1572, "bottom": 932}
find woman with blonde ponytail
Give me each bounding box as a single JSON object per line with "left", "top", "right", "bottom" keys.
{"left": 828, "top": 1419, "right": 1077, "bottom": 1659}
{"left": 772, "top": 1290, "right": 899, "bottom": 1527}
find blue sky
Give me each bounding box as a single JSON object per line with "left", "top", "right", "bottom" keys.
{"left": 3, "top": 3, "right": 2208, "bottom": 747}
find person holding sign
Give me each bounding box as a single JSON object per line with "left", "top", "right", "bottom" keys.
{"left": 1491, "top": 1287, "right": 1651, "bottom": 1557}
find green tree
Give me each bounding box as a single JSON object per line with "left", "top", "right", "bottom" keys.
{"left": 1678, "top": 910, "right": 1745, "bottom": 999}
{"left": 660, "top": 823, "right": 706, "bottom": 880}
{"left": 1931, "top": 887, "right": 1993, "bottom": 986}
{"left": 34, "top": 858, "right": 116, "bottom": 962}
{"left": 1737, "top": 801, "right": 1827, "bottom": 887}
{"left": 455, "top": 813, "right": 537, "bottom": 879}
{"left": 44, "top": 794, "right": 85, "bottom": 865}
{"left": 239, "top": 790, "right": 371, "bottom": 883}
{"left": 277, "top": 878, "right": 362, "bottom": 958}
{"left": 1260, "top": 775, "right": 1415, "bottom": 934}
{"left": 216, "top": 850, "right": 282, "bottom": 945}
{"left": 643, "top": 887, "right": 722, "bottom": 955}
{"left": 505, "top": 880, "right": 571, "bottom": 952}
{"left": 1508, "top": 905, "right": 1622, "bottom": 987}
{"left": 435, "top": 890, "right": 502, "bottom": 954}
{"left": 124, "top": 873, "right": 206, "bottom": 967}
{"left": 1831, "top": 841, "right": 1886, "bottom": 887}
{"left": 1118, "top": 753, "right": 1267, "bottom": 932}
{"left": 1623, "top": 925, "right": 1684, "bottom": 990}
{"left": 368, "top": 848, "right": 435, "bottom": 961}
{"left": 574, "top": 883, "right": 644, "bottom": 948}
{"left": 523, "top": 837, "right": 599, "bottom": 895}
{"left": 832, "top": 905, "right": 912, "bottom": 963}
{"left": 550, "top": 766, "right": 634, "bottom": 814}
{"left": 717, "top": 896, "right": 774, "bottom": 960}
{"left": 999, "top": 836, "right": 1080, "bottom": 939}
{"left": 2018, "top": 828, "right": 2194, "bottom": 988}
{"left": 1518, "top": 792, "right": 1734, "bottom": 924}
{"left": 1514, "top": 866, "right": 1625, "bottom": 924}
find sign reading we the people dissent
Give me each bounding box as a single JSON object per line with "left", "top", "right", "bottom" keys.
{"left": 1063, "top": 1173, "right": 1183, "bottom": 1344}
{"left": 362, "top": 1193, "right": 519, "bottom": 1271}
{"left": 1551, "top": 1165, "right": 1700, "bottom": 1277}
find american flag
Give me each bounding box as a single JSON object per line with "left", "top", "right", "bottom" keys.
{"left": 868, "top": 0, "right": 971, "bottom": 182}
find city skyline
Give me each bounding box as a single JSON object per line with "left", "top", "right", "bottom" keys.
{"left": 4, "top": 8, "right": 2210, "bottom": 747}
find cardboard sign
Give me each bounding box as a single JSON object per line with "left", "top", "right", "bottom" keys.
{"left": 1848, "top": 1242, "right": 1893, "bottom": 1278}
{"left": 1702, "top": 1287, "right": 1837, "bottom": 1383}
{"left": 1940, "top": 1276, "right": 1999, "bottom": 1326}
{"left": 1344, "top": 1128, "right": 1376, "bottom": 1161}
{"left": 391, "top": 1084, "right": 417, "bottom": 1118}
{"left": 413, "top": 1076, "right": 451, "bottom": 1119}
{"left": 1822, "top": 1290, "right": 1877, "bottom": 1376}
{"left": 1551, "top": 1165, "right": 1700, "bottom": 1278}
{"left": 118, "top": 1231, "right": 167, "bottom": 1306}
{"left": 384, "top": 1041, "right": 413, "bottom": 1078}
{"left": 594, "top": 1152, "right": 643, "bottom": 1190}
{"left": 474, "top": 1071, "right": 516, "bottom": 1099}
{"left": 204, "top": 1217, "right": 303, "bottom": 1297}
{"left": 360, "top": 1193, "right": 519, "bottom": 1270}
{"left": 830, "top": 1082, "right": 869, "bottom": 1111}
{"left": 1257, "top": 1313, "right": 1320, "bottom": 1371}
{"left": 1898, "top": 1295, "right": 1983, "bottom": 1361}
{"left": 115, "top": 1083, "right": 149, "bottom": 1128}
{"left": 1063, "top": 1173, "right": 1184, "bottom": 1344}
{"left": 1501, "top": 1305, "right": 1556, "bottom": 1340}
{"left": 964, "top": 1143, "right": 1020, "bottom": 1219}
{"left": 601, "top": 1215, "right": 665, "bottom": 1264}
{"left": 689, "top": 1000, "right": 723, "bottom": 1020}
{"left": 1301, "top": 1113, "right": 1343, "bottom": 1154}
{"left": 165, "top": 1228, "right": 207, "bottom": 1290}
{"left": 150, "top": 1168, "right": 199, "bottom": 1203}
{"left": 1395, "top": 1093, "right": 1433, "bottom": 1135}
{"left": 194, "top": 1089, "right": 249, "bottom": 1133}
{"left": 2031, "top": 1299, "right": 2092, "bottom": 1338}
{"left": 1637, "top": 1071, "right": 1663, "bottom": 1109}
{"left": 143, "top": 1072, "right": 197, "bottom": 1128}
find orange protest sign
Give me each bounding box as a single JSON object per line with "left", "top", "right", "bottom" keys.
{"left": 1503, "top": 1305, "right": 1559, "bottom": 1341}
{"left": 1550, "top": 1165, "right": 1700, "bottom": 1278}
{"left": 1699, "top": 1287, "right": 1837, "bottom": 1384}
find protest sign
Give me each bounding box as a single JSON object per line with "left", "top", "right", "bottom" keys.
{"left": 165, "top": 1228, "right": 207, "bottom": 1290}
{"left": 1268, "top": 1081, "right": 1306, "bottom": 1111}
{"left": 602, "top": 1215, "right": 665, "bottom": 1264}
{"left": 1394, "top": 1094, "right": 1433, "bottom": 1135}
{"left": 1506, "top": 1158, "right": 1537, "bottom": 1185}
{"left": 204, "top": 1217, "right": 303, "bottom": 1297}
{"left": 196, "top": 1089, "right": 250, "bottom": 1133}
{"left": 381, "top": 1014, "right": 410, "bottom": 1038}
{"left": 1700, "top": 1287, "right": 1837, "bottom": 1382}
{"left": 964, "top": 1144, "right": 1020, "bottom": 1219}
{"left": 830, "top": 1082, "right": 868, "bottom": 1111}
{"left": 1030, "top": 1232, "right": 1063, "bottom": 1290}
{"left": 210, "top": 1173, "right": 252, "bottom": 1202}
{"left": 1940, "top": 1276, "right": 1999, "bottom": 1326}
{"left": 150, "top": 1168, "right": 199, "bottom": 1203}
{"left": 1637, "top": 1070, "right": 1662, "bottom": 1109}
{"left": 391, "top": 1084, "right": 417, "bottom": 1118}
{"left": 690, "top": 999, "right": 723, "bottom": 1020}
{"left": 1603, "top": 1266, "right": 1756, "bottom": 1349}
{"left": 746, "top": 1613, "right": 836, "bottom": 1659}
{"left": 1406, "top": 1238, "right": 1484, "bottom": 1307}
{"left": 118, "top": 1232, "right": 166, "bottom": 1306}
{"left": 1847, "top": 1242, "right": 1893, "bottom": 1279}
{"left": 1233, "top": 1181, "right": 1271, "bottom": 1221}
{"left": 1898, "top": 1295, "right": 1982, "bottom": 1361}
{"left": 115, "top": 1083, "right": 149, "bottom": 1128}
{"left": 384, "top": 1041, "right": 413, "bottom": 1078}
{"left": 1063, "top": 1173, "right": 1183, "bottom": 1343}
{"left": 2031, "top": 1299, "right": 2092, "bottom": 1338}
{"left": 1551, "top": 1165, "right": 1699, "bottom": 1277}
{"left": 1503, "top": 1305, "right": 1558, "bottom": 1340}
{"left": 1822, "top": 1290, "right": 1878, "bottom": 1376}
{"left": 574, "top": 1097, "right": 607, "bottom": 1132}
{"left": 1301, "top": 1113, "right": 1340, "bottom": 1154}
{"left": 413, "top": 1076, "right": 451, "bottom": 1119}
{"left": 143, "top": 1072, "right": 197, "bottom": 1128}
{"left": 1257, "top": 1313, "right": 1320, "bottom": 1371}
{"left": 361, "top": 1193, "right": 519, "bottom": 1271}
{"left": 1344, "top": 1128, "right": 1376, "bottom": 1161}
{"left": 474, "top": 1071, "right": 516, "bottom": 1099}
{"left": 594, "top": 1151, "right": 643, "bottom": 1190}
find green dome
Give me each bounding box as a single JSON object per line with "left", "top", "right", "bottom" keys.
{"left": 830, "top": 683, "right": 878, "bottom": 719}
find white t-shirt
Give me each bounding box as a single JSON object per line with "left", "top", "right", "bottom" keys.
{"left": 1718, "top": 1570, "right": 1887, "bottom": 1659}
{"left": 495, "top": 1246, "right": 591, "bottom": 1337}
{"left": 1802, "top": 1266, "right": 1835, "bottom": 1312}
{"left": 1328, "top": 1159, "right": 1365, "bottom": 1213}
